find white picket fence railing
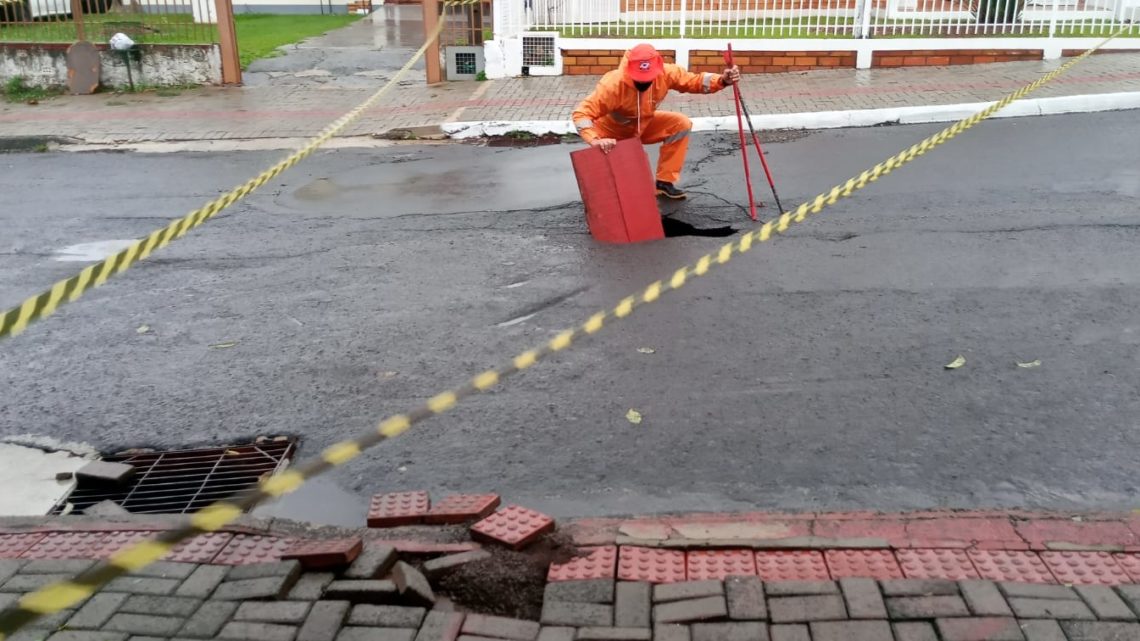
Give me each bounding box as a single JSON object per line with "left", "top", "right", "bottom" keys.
{"left": 495, "top": 0, "right": 1140, "bottom": 38}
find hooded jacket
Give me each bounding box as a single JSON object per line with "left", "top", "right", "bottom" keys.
{"left": 572, "top": 51, "right": 727, "bottom": 143}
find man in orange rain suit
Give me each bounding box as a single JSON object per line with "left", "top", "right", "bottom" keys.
{"left": 572, "top": 43, "right": 740, "bottom": 200}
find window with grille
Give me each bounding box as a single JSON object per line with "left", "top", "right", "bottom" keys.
{"left": 522, "top": 35, "right": 556, "bottom": 67}
{"left": 455, "top": 52, "right": 477, "bottom": 75}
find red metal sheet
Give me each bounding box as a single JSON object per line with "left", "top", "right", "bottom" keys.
{"left": 570, "top": 139, "right": 663, "bottom": 244}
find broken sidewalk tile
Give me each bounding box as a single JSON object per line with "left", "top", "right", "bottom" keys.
{"left": 343, "top": 544, "right": 397, "bottom": 580}
{"left": 367, "top": 491, "right": 430, "bottom": 528}
{"left": 424, "top": 494, "right": 501, "bottom": 525}
{"left": 654, "top": 580, "right": 725, "bottom": 603}
{"left": 282, "top": 538, "right": 363, "bottom": 570}
{"left": 75, "top": 460, "right": 136, "bottom": 484}
{"left": 470, "top": 505, "right": 555, "bottom": 550}
{"left": 392, "top": 560, "right": 435, "bottom": 607}
{"left": 322, "top": 580, "right": 400, "bottom": 605}
{"left": 423, "top": 549, "right": 492, "bottom": 578}
{"left": 653, "top": 595, "right": 729, "bottom": 624}
{"left": 547, "top": 546, "right": 617, "bottom": 582}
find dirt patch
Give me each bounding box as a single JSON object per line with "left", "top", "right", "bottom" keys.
{"left": 435, "top": 530, "right": 577, "bottom": 619}
{"left": 480, "top": 132, "right": 578, "bottom": 148}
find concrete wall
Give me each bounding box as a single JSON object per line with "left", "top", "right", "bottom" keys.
{"left": 0, "top": 43, "right": 222, "bottom": 88}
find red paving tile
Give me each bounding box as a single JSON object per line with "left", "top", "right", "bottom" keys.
{"left": 824, "top": 549, "right": 904, "bottom": 579}
{"left": 812, "top": 518, "right": 907, "bottom": 547}
{"left": 20, "top": 532, "right": 115, "bottom": 560}
{"left": 1014, "top": 519, "right": 1138, "bottom": 551}
{"left": 425, "top": 494, "right": 501, "bottom": 525}
{"left": 905, "top": 517, "right": 1023, "bottom": 549}
{"left": 282, "top": 538, "right": 363, "bottom": 569}
{"left": 1040, "top": 551, "right": 1132, "bottom": 585}
{"left": 686, "top": 549, "right": 757, "bottom": 580}
{"left": 165, "top": 533, "right": 233, "bottom": 563}
{"left": 755, "top": 550, "right": 830, "bottom": 581}
{"left": 1112, "top": 553, "right": 1140, "bottom": 582}
{"left": 548, "top": 545, "right": 617, "bottom": 582}
{"left": 0, "top": 533, "right": 47, "bottom": 558}
{"left": 212, "top": 535, "right": 296, "bottom": 565}
{"left": 95, "top": 531, "right": 153, "bottom": 558}
{"left": 617, "top": 546, "right": 686, "bottom": 583}
{"left": 897, "top": 549, "right": 980, "bottom": 580}
{"left": 967, "top": 550, "right": 1056, "bottom": 583}
{"left": 367, "top": 491, "right": 430, "bottom": 528}
{"left": 470, "top": 505, "right": 555, "bottom": 550}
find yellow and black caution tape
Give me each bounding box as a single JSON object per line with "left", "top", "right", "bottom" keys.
{"left": 0, "top": 0, "right": 478, "bottom": 342}
{"left": 0, "top": 27, "right": 1125, "bottom": 640}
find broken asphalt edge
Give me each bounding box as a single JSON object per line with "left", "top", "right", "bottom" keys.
{"left": 441, "top": 90, "right": 1140, "bottom": 139}
{"left": 1, "top": 509, "right": 1138, "bottom": 554}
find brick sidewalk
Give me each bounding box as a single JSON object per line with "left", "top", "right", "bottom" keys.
{"left": 1, "top": 55, "right": 1137, "bottom": 145}
{"left": 0, "top": 507, "right": 1138, "bottom": 640}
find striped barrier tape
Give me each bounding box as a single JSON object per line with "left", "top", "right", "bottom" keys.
{"left": 0, "top": 25, "right": 1126, "bottom": 640}
{"left": 0, "top": 0, "right": 478, "bottom": 342}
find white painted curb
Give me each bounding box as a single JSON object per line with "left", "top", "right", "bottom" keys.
{"left": 441, "top": 91, "right": 1140, "bottom": 139}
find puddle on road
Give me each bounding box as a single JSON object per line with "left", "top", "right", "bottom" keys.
{"left": 53, "top": 239, "right": 137, "bottom": 262}
{"left": 252, "top": 476, "right": 367, "bottom": 527}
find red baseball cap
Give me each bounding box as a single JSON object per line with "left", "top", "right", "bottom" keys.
{"left": 626, "top": 43, "right": 664, "bottom": 83}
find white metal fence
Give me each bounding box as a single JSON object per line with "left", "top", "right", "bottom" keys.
{"left": 496, "top": 0, "right": 1140, "bottom": 38}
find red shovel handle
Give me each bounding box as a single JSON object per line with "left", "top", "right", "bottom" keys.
{"left": 724, "top": 43, "right": 734, "bottom": 67}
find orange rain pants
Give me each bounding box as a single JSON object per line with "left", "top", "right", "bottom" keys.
{"left": 588, "top": 112, "right": 693, "bottom": 185}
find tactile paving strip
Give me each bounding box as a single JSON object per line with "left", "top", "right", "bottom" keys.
{"left": 897, "top": 549, "right": 980, "bottom": 580}
{"left": 618, "top": 546, "right": 687, "bottom": 583}
{"left": 0, "top": 533, "right": 47, "bottom": 558}
{"left": 687, "top": 549, "right": 757, "bottom": 580}
{"left": 1112, "top": 553, "right": 1140, "bottom": 583}
{"left": 20, "top": 532, "right": 115, "bottom": 560}
{"left": 548, "top": 545, "right": 618, "bottom": 582}
{"left": 754, "top": 551, "right": 830, "bottom": 582}
{"left": 425, "top": 494, "right": 501, "bottom": 525}
{"left": 212, "top": 535, "right": 296, "bottom": 566}
{"left": 470, "top": 505, "right": 554, "bottom": 550}
{"left": 825, "top": 549, "right": 904, "bottom": 580}
{"left": 165, "top": 533, "right": 234, "bottom": 564}
{"left": 367, "top": 491, "right": 430, "bottom": 528}
{"left": 967, "top": 550, "right": 1056, "bottom": 583}
{"left": 1040, "top": 551, "right": 1131, "bottom": 585}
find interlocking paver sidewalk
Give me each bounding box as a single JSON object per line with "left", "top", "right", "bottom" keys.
{"left": 1, "top": 54, "right": 1137, "bottom": 145}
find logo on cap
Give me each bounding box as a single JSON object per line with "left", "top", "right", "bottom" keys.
{"left": 639, "top": 61, "right": 651, "bottom": 71}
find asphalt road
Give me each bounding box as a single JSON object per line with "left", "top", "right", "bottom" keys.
{"left": 2, "top": 111, "right": 1139, "bottom": 522}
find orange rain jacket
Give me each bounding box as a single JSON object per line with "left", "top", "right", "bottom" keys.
{"left": 572, "top": 51, "right": 728, "bottom": 143}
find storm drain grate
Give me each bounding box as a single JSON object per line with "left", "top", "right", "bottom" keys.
{"left": 52, "top": 439, "right": 297, "bottom": 515}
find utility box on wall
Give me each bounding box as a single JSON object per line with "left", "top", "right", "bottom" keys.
{"left": 446, "top": 45, "right": 484, "bottom": 80}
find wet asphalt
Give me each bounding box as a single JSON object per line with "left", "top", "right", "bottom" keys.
{"left": 2, "top": 112, "right": 1139, "bottom": 522}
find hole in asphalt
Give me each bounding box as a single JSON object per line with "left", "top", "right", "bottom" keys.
{"left": 52, "top": 438, "right": 297, "bottom": 516}
{"left": 663, "top": 217, "right": 739, "bottom": 238}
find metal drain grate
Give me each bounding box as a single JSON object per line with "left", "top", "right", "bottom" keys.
{"left": 52, "top": 440, "right": 297, "bottom": 515}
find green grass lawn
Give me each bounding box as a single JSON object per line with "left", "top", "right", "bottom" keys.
{"left": 0, "top": 12, "right": 362, "bottom": 64}
{"left": 235, "top": 14, "right": 360, "bottom": 68}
